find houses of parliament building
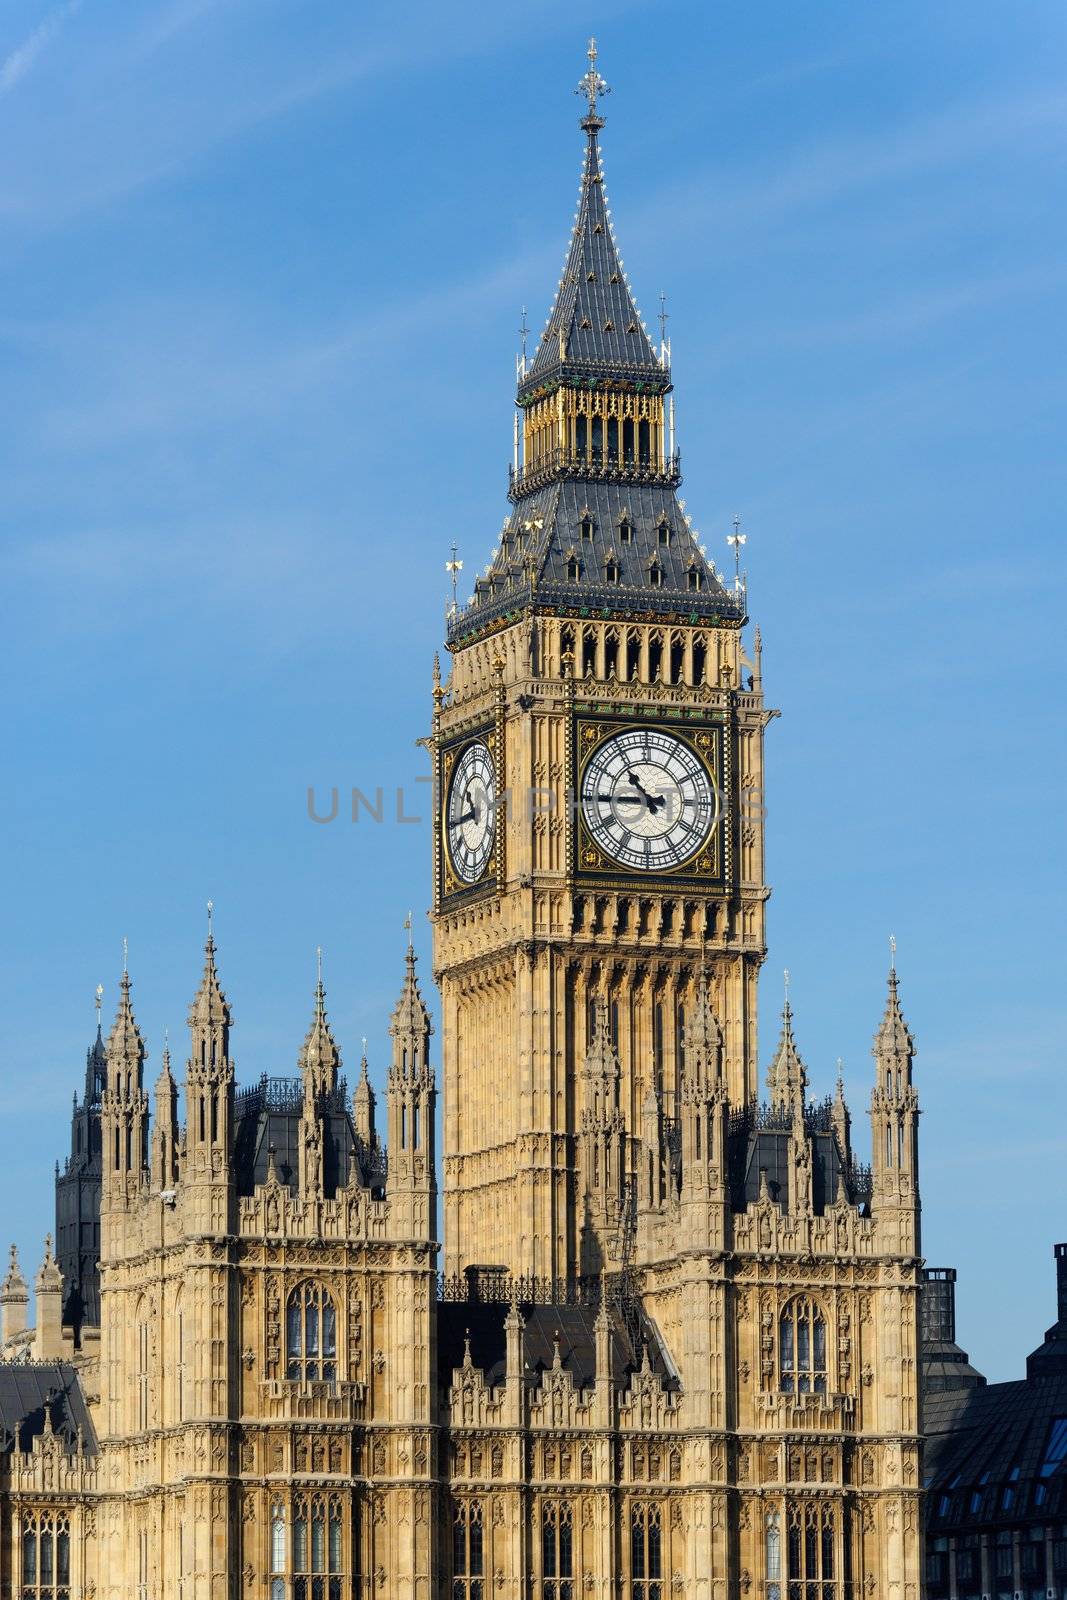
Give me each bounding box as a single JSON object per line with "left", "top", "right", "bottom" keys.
{"left": 0, "top": 45, "right": 936, "bottom": 1600}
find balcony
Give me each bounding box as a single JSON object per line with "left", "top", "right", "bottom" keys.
{"left": 508, "top": 446, "right": 682, "bottom": 502}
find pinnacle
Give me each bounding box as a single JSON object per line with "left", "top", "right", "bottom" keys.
{"left": 873, "top": 966, "right": 915, "bottom": 1062}
{"left": 301, "top": 975, "right": 341, "bottom": 1089}
{"left": 106, "top": 969, "right": 146, "bottom": 1069}
{"left": 1, "top": 1244, "right": 27, "bottom": 1296}
{"left": 187, "top": 934, "right": 232, "bottom": 1031}
{"left": 766, "top": 998, "right": 807, "bottom": 1108}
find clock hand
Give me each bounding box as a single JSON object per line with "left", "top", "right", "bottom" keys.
{"left": 455, "top": 807, "right": 479, "bottom": 825}
{"left": 627, "top": 769, "right": 666, "bottom": 813}
{"left": 595, "top": 792, "right": 644, "bottom": 805}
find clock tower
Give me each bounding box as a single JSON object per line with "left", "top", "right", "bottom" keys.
{"left": 431, "top": 44, "right": 767, "bottom": 1286}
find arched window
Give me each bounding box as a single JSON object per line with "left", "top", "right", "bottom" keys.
{"left": 452, "top": 1501, "right": 484, "bottom": 1597}
{"left": 270, "top": 1502, "right": 287, "bottom": 1600}
{"left": 175, "top": 1299, "right": 186, "bottom": 1423}
{"left": 286, "top": 1283, "right": 337, "bottom": 1382}
{"left": 541, "top": 1501, "right": 574, "bottom": 1598}
{"left": 629, "top": 1503, "right": 662, "bottom": 1596}
{"left": 292, "top": 1494, "right": 344, "bottom": 1597}
{"left": 137, "top": 1317, "right": 150, "bottom": 1430}
{"left": 786, "top": 1501, "right": 837, "bottom": 1593}
{"left": 20, "top": 1513, "right": 70, "bottom": 1600}
{"left": 779, "top": 1296, "right": 827, "bottom": 1395}
{"left": 765, "top": 1510, "right": 782, "bottom": 1600}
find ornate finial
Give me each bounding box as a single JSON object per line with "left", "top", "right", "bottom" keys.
{"left": 783, "top": 967, "right": 790, "bottom": 1007}
{"left": 889, "top": 933, "right": 897, "bottom": 975}
{"left": 727, "top": 514, "right": 747, "bottom": 588}
{"left": 206, "top": 900, "right": 214, "bottom": 939}
{"left": 658, "top": 290, "right": 669, "bottom": 344}
{"left": 576, "top": 37, "right": 610, "bottom": 124}
{"left": 519, "top": 305, "right": 529, "bottom": 366}
{"left": 316, "top": 945, "right": 323, "bottom": 987}
{"left": 403, "top": 911, "right": 413, "bottom": 951}
{"left": 95, "top": 983, "right": 103, "bottom": 1027}
{"left": 446, "top": 543, "right": 463, "bottom": 615}
{"left": 122, "top": 937, "right": 128, "bottom": 976}
{"left": 835, "top": 1058, "right": 845, "bottom": 1097}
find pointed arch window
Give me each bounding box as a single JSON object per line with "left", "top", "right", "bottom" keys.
{"left": 20, "top": 1513, "right": 71, "bottom": 1599}
{"left": 765, "top": 1510, "right": 782, "bottom": 1600}
{"left": 540, "top": 1501, "right": 574, "bottom": 1598}
{"left": 779, "top": 1296, "right": 827, "bottom": 1395}
{"left": 629, "top": 1503, "right": 662, "bottom": 1597}
{"left": 286, "top": 1283, "right": 337, "bottom": 1382}
{"left": 452, "top": 1501, "right": 484, "bottom": 1598}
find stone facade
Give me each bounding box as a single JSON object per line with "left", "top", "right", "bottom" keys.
{"left": 0, "top": 45, "right": 925, "bottom": 1600}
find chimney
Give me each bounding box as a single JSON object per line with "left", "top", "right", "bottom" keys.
{"left": 33, "top": 1236, "right": 64, "bottom": 1362}
{"left": 0, "top": 1245, "right": 29, "bottom": 1345}
{"left": 920, "top": 1268, "right": 956, "bottom": 1345}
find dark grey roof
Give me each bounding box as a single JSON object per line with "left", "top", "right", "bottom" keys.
{"left": 924, "top": 1373, "right": 1067, "bottom": 1530}
{"left": 233, "top": 1076, "right": 367, "bottom": 1197}
{"left": 436, "top": 1298, "right": 668, "bottom": 1395}
{"left": 0, "top": 1362, "right": 96, "bottom": 1454}
{"left": 525, "top": 117, "right": 661, "bottom": 392}
{"left": 449, "top": 479, "right": 744, "bottom": 647}
{"left": 727, "top": 1103, "right": 871, "bottom": 1215}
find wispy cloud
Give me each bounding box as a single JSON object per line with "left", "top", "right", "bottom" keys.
{"left": 0, "top": 0, "right": 79, "bottom": 97}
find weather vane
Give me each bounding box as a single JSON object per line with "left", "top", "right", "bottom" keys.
{"left": 727, "top": 514, "right": 746, "bottom": 587}
{"left": 658, "top": 291, "right": 669, "bottom": 344}
{"left": 519, "top": 306, "right": 529, "bottom": 367}
{"left": 446, "top": 542, "right": 463, "bottom": 614}
{"left": 783, "top": 967, "right": 790, "bottom": 1005}
{"left": 576, "top": 38, "right": 610, "bottom": 120}
{"left": 95, "top": 983, "right": 103, "bottom": 1025}
{"left": 122, "top": 936, "right": 128, "bottom": 975}
{"left": 316, "top": 945, "right": 323, "bottom": 986}
{"left": 403, "top": 911, "right": 413, "bottom": 950}
{"left": 890, "top": 933, "right": 897, "bottom": 972}
{"left": 207, "top": 899, "right": 214, "bottom": 938}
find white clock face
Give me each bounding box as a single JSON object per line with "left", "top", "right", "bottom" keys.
{"left": 446, "top": 741, "right": 496, "bottom": 885}
{"left": 580, "top": 727, "right": 717, "bottom": 873}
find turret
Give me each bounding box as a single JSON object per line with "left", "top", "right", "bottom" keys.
{"left": 298, "top": 956, "right": 341, "bottom": 1198}
{"left": 766, "top": 990, "right": 807, "bottom": 1111}
{"left": 386, "top": 940, "right": 436, "bottom": 1238}
{"left": 0, "top": 1244, "right": 29, "bottom": 1345}
{"left": 677, "top": 972, "right": 729, "bottom": 1249}
{"left": 578, "top": 998, "right": 628, "bottom": 1275}
{"left": 151, "top": 1039, "right": 180, "bottom": 1192}
{"left": 869, "top": 955, "right": 920, "bottom": 1254}
{"left": 354, "top": 1042, "right": 376, "bottom": 1149}
{"left": 34, "top": 1234, "right": 64, "bottom": 1361}
{"left": 184, "top": 916, "right": 235, "bottom": 1233}
{"left": 99, "top": 967, "right": 149, "bottom": 1206}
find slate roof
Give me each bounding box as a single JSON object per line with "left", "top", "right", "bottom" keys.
{"left": 232, "top": 1075, "right": 368, "bottom": 1197}
{"left": 924, "top": 1374, "right": 1067, "bottom": 1531}
{"left": 436, "top": 1298, "right": 671, "bottom": 1395}
{"left": 524, "top": 115, "right": 662, "bottom": 391}
{"left": 0, "top": 1361, "right": 96, "bottom": 1454}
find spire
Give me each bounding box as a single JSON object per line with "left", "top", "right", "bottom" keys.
{"left": 526, "top": 41, "right": 660, "bottom": 388}
{"left": 188, "top": 932, "right": 232, "bottom": 1036}
{"left": 300, "top": 950, "right": 341, "bottom": 1097}
{"left": 106, "top": 970, "right": 146, "bottom": 1097}
{"left": 152, "top": 1038, "right": 180, "bottom": 1190}
{"left": 874, "top": 961, "right": 915, "bottom": 1070}
{"left": 354, "top": 1038, "right": 376, "bottom": 1147}
{"left": 389, "top": 942, "right": 433, "bottom": 1079}
{"left": 683, "top": 968, "right": 723, "bottom": 1096}
{"left": 84, "top": 983, "right": 108, "bottom": 1105}
{"left": 766, "top": 982, "right": 807, "bottom": 1109}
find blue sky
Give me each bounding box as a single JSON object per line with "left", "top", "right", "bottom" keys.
{"left": 1, "top": 0, "right": 1065, "bottom": 1381}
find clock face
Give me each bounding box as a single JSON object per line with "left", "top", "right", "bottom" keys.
{"left": 446, "top": 741, "right": 497, "bottom": 885}
{"left": 580, "top": 727, "right": 717, "bottom": 873}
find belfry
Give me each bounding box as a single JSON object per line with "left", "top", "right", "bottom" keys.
{"left": 0, "top": 43, "right": 924, "bottom": 1600}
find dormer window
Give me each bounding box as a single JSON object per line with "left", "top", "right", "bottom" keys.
{"left": 580, "top": 317, "right": 592, "bottom": 330}
{"left": 580, "top": 517, "right": 594, "bottom": 541}
{"left": 586, "top": 271, "right": 596, "bottom": 282}
{"left": 603, "top": 320, "right": 614, "bottom": 332}
{"left": 619, "top": 519, "right": 633, "bottom": 545}
{"left": 658, "top": 523, "right": 671, "bottom": 547}
{"left": 649, "top": 562, "right": 663, "bottom": 589}
{"left": 626, "top": 321, "right": 639, "bottom": 334}
{"left": 566, "top": 549, "right": 581, "bottom": 581}
{"left": 687, "top": 567, "right": 703, "bottom": 592}
{"left": 605, "top": 560, "right": 620, "bottom": 584}
{"left": 610, "top": 272, "right": 620, "bottom": 284}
